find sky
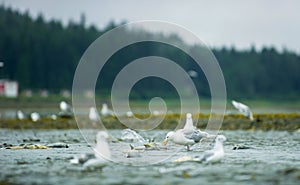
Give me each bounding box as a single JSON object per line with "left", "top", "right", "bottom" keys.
{"left": 1, "top": 0, "right": 300, "bottom": 53}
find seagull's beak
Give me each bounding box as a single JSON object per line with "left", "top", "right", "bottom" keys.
{"left": 162, "top": 139, "right": 168, "bottom": 146}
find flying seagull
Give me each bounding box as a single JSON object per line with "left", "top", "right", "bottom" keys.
{"left": 232, "top": 100, "right": 254, "bottom": 121}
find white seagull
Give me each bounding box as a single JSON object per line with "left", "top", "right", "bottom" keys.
{"left": 70, "top": 131, "right": 111, "bottom": 170}
{"left": 187, "top": 70, "right": 198, "bottom": 78}
{"left": 59, "top": 101, "right": 71, "bottom": 112}
{"left": 184, "top": 113, "right": 215, "bottom": 139}
{"left": 232, "top": 100, "right": 254, "bottom": 121}
{"left": 183, "top": 113, "right": 196, "bottom": 130}
{"left": 101, "top": 103, "right": 114, "bottom": 116}
{"left": 58, "top": 101, "right": 73, "bottom": 118}
{"left": 163, "top": 113, "right": 208, "bottom": 151}
{"left": 17, "top": 110, "right": 25, "bottom": 120}
{"left": 89, "top": 107, "right": 100, "bottom": 121}
{"left": 126, "top": 111, "right": 133, "bottom": 117}
{"left": 30, "top": 112, "right": 40, "bottom": 122}
{"left": 196, "top": 135, "right": 226, "bottom": 163}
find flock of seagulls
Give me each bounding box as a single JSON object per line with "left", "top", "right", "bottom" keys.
{"left": 14, "top": 101, "right": 117, "bottom": 122}
{"left": 163, "top": 113, "right": 226, "bottom": 163}
{"left": 14, "top": 99, "right": 254, "bottom": 122}
{"left": 13, "top": 99, "right": 257, "bottom": 168}
{"left": 163, "top": 113, "right": 215, "bottom": 151}
{"left": 69, "top": 113, "right": 227, "bottom": 169}
{"left": 174, "top": 135, "right": 226, "bottom": 163}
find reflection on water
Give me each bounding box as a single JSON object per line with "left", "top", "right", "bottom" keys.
{"left": 0, "top": 129, "right": 299, "bottom": 185}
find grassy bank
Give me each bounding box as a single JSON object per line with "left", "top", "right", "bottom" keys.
{"left": 1, "top": 113, "right": 300, "bottom": 131}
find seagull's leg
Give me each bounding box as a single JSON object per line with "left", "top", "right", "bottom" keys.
{"left": 186, "top": 145, "right": 190, "bottom": 151}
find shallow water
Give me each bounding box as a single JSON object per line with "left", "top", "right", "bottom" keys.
{"left": 0, "top": 129, "right": 300, "bottom": 185}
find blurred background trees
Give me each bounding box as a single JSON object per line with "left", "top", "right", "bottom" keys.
{"left": 0, "top": 6, "right": 299, "bottom": 100}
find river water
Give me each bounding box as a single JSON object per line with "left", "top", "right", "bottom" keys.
{"left": 0, "top": 129, "right": 300, "bottom": 185}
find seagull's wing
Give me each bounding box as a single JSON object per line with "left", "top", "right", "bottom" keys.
{"left": 195, "top": 150, "right": 215, "bottom": 162}
{"left": 182, "top": 129, "right": 203, "bottom": 143}
{"left": 181, "top": 129, "right": 193, "bottom": 137}
{"left": 232, "top": 100, "right": 251, "bottom": 116}
{"left": 83, "top": 158, "right": 107, "bottom": 169}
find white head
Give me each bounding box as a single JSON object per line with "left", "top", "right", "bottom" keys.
{"left": 186, "top": 113, "right": 192, "bottom": 119}
{"left": 102, "top": 103, "right": 108, "bottom": 109}
{"left": 216, "top": 135, "right": 226, "bottom": 143}
{"left": 162, "top": 131, "right": 174, "bottom": 145}
{"left": 96, "top": 131, "right": 110, "bottom": 142}
{"left": 165, "top": 131, "right": 174, "bottom": 139}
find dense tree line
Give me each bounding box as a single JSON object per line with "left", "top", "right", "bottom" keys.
{"left": 0, "top": 6, "right": 299, "bottom": 99}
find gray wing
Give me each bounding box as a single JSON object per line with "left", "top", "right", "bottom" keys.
{"left": 195, "top": 150, "right": 215, "bottom": 162}
{"left": 182, "top": 129, "right": 204, "bottom": 143}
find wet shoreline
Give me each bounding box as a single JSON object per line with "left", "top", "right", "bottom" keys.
{"left": 0, "top": 129, "right": 299, "bottom": 185}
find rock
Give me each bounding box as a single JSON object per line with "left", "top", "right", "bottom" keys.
{"left": 47, "top": 142, "right": 69, "bottom": 148}
{"left": 232, "top": 144, "right": 253, "bottom": 150}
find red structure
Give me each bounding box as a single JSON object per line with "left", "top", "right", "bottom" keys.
{"left": 0, "top": 80, "right": 18, "bottom": 98}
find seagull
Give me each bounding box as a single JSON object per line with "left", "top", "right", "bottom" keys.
{"left": 30, "top": 112, "right": 40, "bottom": 122}
{"left": 120, "top": 129, "right": 147, "bottom": 144}
{"left": 89, "top": 107, "right": 100, "bottom": 121}
{"left": 123, "top": 144, "right": 143, "bottom": 158}
{"left": 163, "top": 113, "right": 208, "bottom": 151}
{"left": 59, "top": 101, "right": 71, "bottom": 112}
{"left": 195, "top": 135, "right": 226, "bottom": 163}
{"left": 183, "top": 113, "right": 196, "bottom": 130}
{"left": 83, "top": 131, "right": 110, "bottom": 169}
{"left": 101, "top": 103, "right": 114, "bottom": 116}
{"left": 163, "top": 129, "right": 203, "bottom": 151}
{"left": 17, "top": 110, "right": 25, "bottom": 120}
{"left": 188, "top": 70, "right": 198, "bottom": 78}
{"left": 59, "top": 101, "right": 73, "bottom": 118}
{"left": 50, "top": 114, "right": 57, "bottom": 120}
{"left": 153, "top": 110, "right": 160, "bottom": 116}
{"left": 71, "top": 131, "right": 110, "bottom": 170}
{"left": 126, "top": 111, "right": 133, "bottom": 117}
{"left": 70, "top": 153, "right": 95, "bottom": 164}
{"left": 184, "top": 113, "right": 215, "bottom": 139}
{"left": 232, "top": 100, "right": 254, "bottom": 121}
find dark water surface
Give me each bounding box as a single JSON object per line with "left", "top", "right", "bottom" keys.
{"left": 0, "top": 129, "right": 300, "bottom": 185}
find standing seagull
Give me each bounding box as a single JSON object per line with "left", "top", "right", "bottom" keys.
{"left": 30, "top": 112, "right": 40, "bottom": 122}
{"left": 60, "top": 101, "right": 71, "bottom": 112}
{"left": 59, "top": 101, "right": 73, "bottom": 118}
{"left": 89, "top": 107, "right": 100, "bottom": 122}
{"left": 70, "top": 131, "right": 111, "bottom": 170}
{"left": 17, "top": 110, "right": 25, "bottom": 120}
{"left": 184, "top": 113, "right": 215, "bottom": 139}
{"left": 101, "top": 103, "right": 114, "bottom": 116}
{"left": 232, "top": 100, "right": 254, "bottom": 121}
{"left": 163, "top": 113, "right": 208, "bottom": 151}
{"left": 83, "top": 131, "right": 111, "bottom": 169}
{"left": 196, "top": 135, "right": 226, "bottom": 163}
{"left": 183, "top": 113, "right": 196, "bottom": 130}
